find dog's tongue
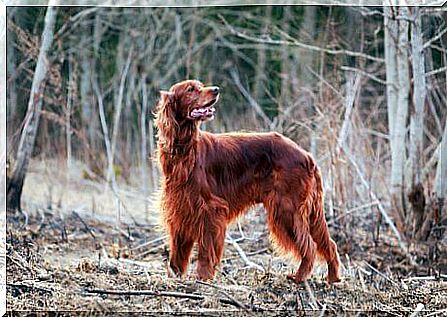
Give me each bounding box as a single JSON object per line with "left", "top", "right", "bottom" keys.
{"left": 191, "top": 107, "right": 215, "bottom": 118}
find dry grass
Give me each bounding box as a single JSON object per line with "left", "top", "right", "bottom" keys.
{"left": 22, "top": 159, "right": 152, "bottom": 224}
{"left": 7, "top": 159, "right": 447, "bottom": 314}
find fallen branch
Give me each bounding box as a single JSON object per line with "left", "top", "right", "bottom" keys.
{"left": 83, "top": 288, "right": 248, "bottom": 309}
{"left": 8, "top": 282, "right": 53, "bottom": 295}
{"left": 225, "top": 234, "right": 265, "bottom": 272}
{"left": 134, "top": 244, "right": 164, "bottom": 259}
{"left": 132, "top": 235, "right": 166, "bottom": 251}
{"left": 403, "top": 276, "right": 436, "bottom": 282}
{"left": 304, "top": 281, "right": 319, "bottom": 310}
{"left": 6, "top": 254, "right": 32, "bottom": 274}
{"left": 117, "top": 227, "right": 134, "bottom": 242}
{"left": 362, "top": 261, "right": 398, "bottom": 286}
{"left": 195, "top": 280, "right": 249, "bottom": 311}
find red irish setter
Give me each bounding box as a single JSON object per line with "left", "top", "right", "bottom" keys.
{"left": 154, "top": 80, "right": 341, "bottom": 283}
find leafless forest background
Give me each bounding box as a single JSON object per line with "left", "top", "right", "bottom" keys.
{"left": 5, "top": 5, "right": 447, "bottom": 313}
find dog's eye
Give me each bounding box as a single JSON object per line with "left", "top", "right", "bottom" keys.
{"left": 187, "top": 86, "right": 194, "bottom": 92}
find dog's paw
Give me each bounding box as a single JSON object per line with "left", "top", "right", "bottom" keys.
{"left": 287, "top": 273, "right": 306, "bottom": 284}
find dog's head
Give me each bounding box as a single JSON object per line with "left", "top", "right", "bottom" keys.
{"left": 158, "top": 80, "right": 220, "bottom": 123}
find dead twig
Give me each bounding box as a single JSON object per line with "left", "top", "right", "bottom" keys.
{"left": 409, "top": 303, "right": 425, "bottom": 317}
{"left": 195, "top": 280, "right": 249, "bottom": 311}
{"left": 7, "top": 254, "right": 32, "bottom": 274}
{"left": 8, "top": 282, "right": 53, "bottom": 295}
{"left": 117, "top": 227, "right": 134, "bottom": 242}
{"left": 134, "top": 244, "right": 164, "bottom": 259}
{"left": 225, "top": 234, "right": 265, "bottom": 272}
{"left": 304, "top": 281, "right": 319, "bottom": 310}
{"left": 362, "top": 261, "right": 398, "bottom": 286}
{"left": 131, "top": 235, "right": 166, "bottom": 251}
{"left": 72, "top": 210, "right": 96, "bottom": 239}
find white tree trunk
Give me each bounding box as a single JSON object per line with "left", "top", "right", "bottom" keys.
{"left": 408, "top": 7, "right": 428, "bottom": 239}
{"left": 435, "top": 117, "right": 447, "bottom": 217}
{"left": 108, "top": 45, "right": 133, "bottom": 182}
{"left": 80, "top": 31, "right": 94, "bottom": 154}
{"left": 66, "top": 54, "right": 73, "bottom": 170}
{"left": 253, "top": 6, "right": 271, "bottom": 111}
{"left": 395, "top": 6, "right": 411, "bottom": 226}
{"left": 384, "top": 5, "right": 410, "bottom": 231}
{"left": 7, "top": 5, "right": 58, "bottom": 211}
{"left": 409, "top": 7, "right": 426, "bottom": 185}
{"left": 140, "top": 74, "right": 149, "bottom": 221}
{"left": 279, "top": 7, "right": 292, "bottom": 132}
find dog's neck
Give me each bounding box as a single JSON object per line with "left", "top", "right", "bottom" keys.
{"left": 158, "top": 121, "right": 199, "bottom": 156}
{"left": 157, "top": 120, "right": 200, "bottom": 183}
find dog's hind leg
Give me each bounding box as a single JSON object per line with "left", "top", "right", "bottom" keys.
{"left": 264, "top": 194, "right": 317, "bottom": 283}
{"left": 308, "top": 169, "right": 341, "bottom": 283}
{"left": 309, "top": 216, "right": 341, "bottom": 283}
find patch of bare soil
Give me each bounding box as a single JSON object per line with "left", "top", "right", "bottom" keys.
{"left": 6, "top": 208, "right": 447, "bottom": 315}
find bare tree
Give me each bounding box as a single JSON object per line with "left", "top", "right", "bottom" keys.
{"left": 253, "top": 6, "right": 271, "bottom": 109}
{"left": 384, "top": 5, "right": 410, "bottom": 232}
{"left": 408, "top": 7, "right": 427, "bottom": 240}
{"left": 140, "top": 73, "right": 149, "bottom": 220}
{"left": 434, "top": 117, "right": 447, "bottom": 233}
{"left": 7, "top": 5, "right": 58, "bottom": 211}
{"left": 108, "top": 44, "right": 133, "bottom": 183}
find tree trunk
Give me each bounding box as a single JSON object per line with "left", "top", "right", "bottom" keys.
{"left": 6, "top": 5, "right": 58, "bottom": 212}
{"left": 396, "top": 7, "right": 411, "bottom": 232}
{"left": 80, "top": 29, "right": 94, "bottom": 161}
{"left": 384, "top": 5, "right": 409, "bottom": 233}
{"left": 108, "top": 44, "right": 133, "bottom": 183}
{"left": 140, "top": 73, "right": 149, "bottom": 221}
{"left": 253, "top": 6, "right": 271, "bottom": 105}
{"left": 434, "top": 117, "right": 447, "bottom": 234}
{"left": 66, "top": 54, "right": 73, "bottom": 170}
{"left": 297, "top": 6, "right": 317, "bottom": 87}
{"left": 408, "top": 7, "right": 427, "bottom": 240}
{"left": 278, "top": 6, "right": 292, "bottom": 132}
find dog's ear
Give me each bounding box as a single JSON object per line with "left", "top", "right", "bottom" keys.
{"left": 154, "top": 91, "right": 174, "bottom": 115}
{"left": 160, "top": 90, "right": 174, "bottom": 102}
{"left": 160, "top": 90, "right": 173, "bottom": 96}
{"left": 154, "top": 90, "right": 177, "bottom": 139}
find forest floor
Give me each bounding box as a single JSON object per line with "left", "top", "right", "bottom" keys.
{"left": 6, "top": 159, "right": 447, "bottom": 315}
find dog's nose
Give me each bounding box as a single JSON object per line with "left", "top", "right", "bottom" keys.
{"left": 211, "top": 86, "right": 220, "bottom": 95}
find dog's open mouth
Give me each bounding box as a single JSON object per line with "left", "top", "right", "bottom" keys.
{"left": 190, "top": 99, "right": 218, "bottom": 121}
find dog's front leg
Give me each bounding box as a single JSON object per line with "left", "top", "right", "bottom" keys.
{"left": 196, "top": 212, "right": 227, "bottom": 280}
{"left": 168, "top": 229, "right": 195, "bottom": 277}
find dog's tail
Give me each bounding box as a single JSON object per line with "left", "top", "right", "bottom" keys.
{"left": 311, "top": 166, "right": 325, "bottom": 225}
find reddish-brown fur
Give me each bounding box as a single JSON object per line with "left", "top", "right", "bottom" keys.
{"left": 154, "top": 80, "right": 341, "bottom": 283}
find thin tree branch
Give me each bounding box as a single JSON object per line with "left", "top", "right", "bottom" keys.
{"left": 425, "top": 66, "right": 447, "bottom": 78}
{"left": 423, "top": 28, "right": 447, "bottom": 49}
{"left": 341, "top": 66, "right": 388, "bottom": 86}
{"left": 219, "top": 14, "right": 384, "bottom": 63}
{"left": 229, "top": 68, "right": 273, "bottom": 129}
